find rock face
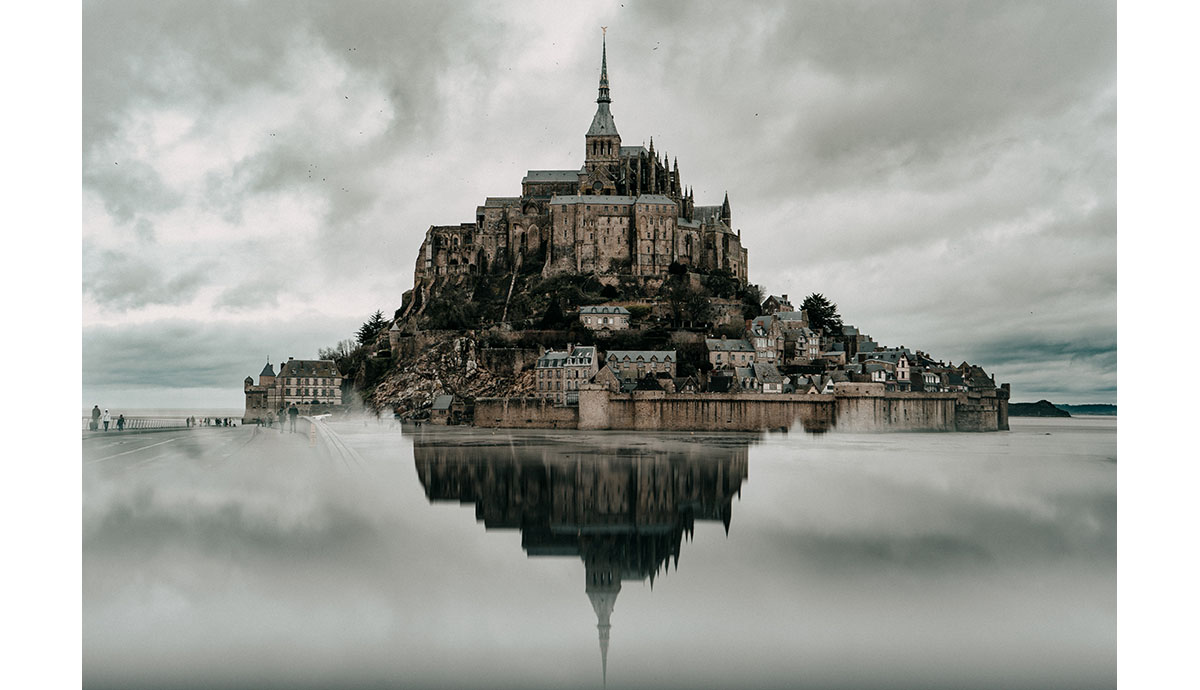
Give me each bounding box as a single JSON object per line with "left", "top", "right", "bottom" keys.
{"left": 1008, "top": 400, "right": 1071, "bottom": 417}
{"left": 368, "top": 332, "right": 535, "bottom": 418}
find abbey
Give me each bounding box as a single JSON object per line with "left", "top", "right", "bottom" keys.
{"left": 404, "top": 35, "right": 748, "bottom": 316}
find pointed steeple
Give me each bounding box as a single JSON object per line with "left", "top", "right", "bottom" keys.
{"left": 587, "top": 565, "right": 620, "bottom": 688}
{"left": 597, "top": 30, "right": 611, "bottom": 105}
{"left": 587, "top": 29, "right": 618, "bottom": 137}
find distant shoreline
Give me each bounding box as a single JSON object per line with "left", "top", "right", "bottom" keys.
{"left": 1009, "top": 401, "right": 1116, "bottom": 417}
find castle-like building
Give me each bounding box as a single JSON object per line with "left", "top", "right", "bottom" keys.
{"left": 242, "top": 357, "right": 344, "bottom": 423}
{"left": 404, "top": 35, "right": 748, "bottom": 316}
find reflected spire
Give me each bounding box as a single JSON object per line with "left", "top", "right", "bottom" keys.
{"left": 587, "top": 564, "right": 620, "bottom": 687}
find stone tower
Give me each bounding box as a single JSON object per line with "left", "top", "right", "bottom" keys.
{"left": 258, "top": 361, "right": 276, "bottom": 387}
{"left": 582, "top": 30, "right": 621, "bottom": 196}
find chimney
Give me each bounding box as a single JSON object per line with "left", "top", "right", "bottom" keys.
{"left": 782, "top": 294, "right": 788, "bottom": 302}
{"left": 567, "top": 343, "right": 575, "bottom": 355}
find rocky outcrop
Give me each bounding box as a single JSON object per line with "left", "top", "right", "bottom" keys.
{"left": 367, "top": 332, "right": 535, "bottom": 417}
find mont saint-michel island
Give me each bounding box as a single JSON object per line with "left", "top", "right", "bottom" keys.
{"left": 241, "top": 36, "right": 1010, "bottom": 434}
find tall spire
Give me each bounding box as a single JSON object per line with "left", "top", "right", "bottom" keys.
{"left": 597, "top": 27, "right": 611, "bottom": 104}
{"left": 586, "top": 28, "right": 619, "bottom": 138}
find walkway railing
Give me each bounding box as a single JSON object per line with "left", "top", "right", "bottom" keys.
{"left": 82, "top": 416, "right": 192, "bottom": 431}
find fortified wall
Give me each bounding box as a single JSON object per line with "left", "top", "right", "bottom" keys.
{"left": 474, "top": 383, "right": 1009, "bottom": 433}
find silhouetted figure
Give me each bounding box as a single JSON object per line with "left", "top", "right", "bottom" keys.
{"left": 116, "top": 414, "right": 125, "bottom": 431}
{"left": 288, "top": 403, "right": 299, "bottom": 432}
{"left": 90, "top": 405, "right": 100, "bottom": 431}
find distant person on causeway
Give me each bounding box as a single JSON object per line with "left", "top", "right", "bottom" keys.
{"left": 288, "top": 403, "right": 299, "bottom": 432}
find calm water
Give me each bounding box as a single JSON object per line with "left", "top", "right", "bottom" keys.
{"left": 82, "top": 417, "right": 1116, "bottom": 689}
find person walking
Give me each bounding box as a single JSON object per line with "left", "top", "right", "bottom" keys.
{"left": 90, "top": 405, "right": 101, "bottom": 431}
{"left": 277, "top": 408, "right": 285, "bottom": 433}
{"left": 288, "top": 403, "right": 299, "bottom": 432}
{"left": 116, "top": 414, "right": 125, "bottom": 431}
{"left": 102, "top": 409, "right": 111, "bottom": 432}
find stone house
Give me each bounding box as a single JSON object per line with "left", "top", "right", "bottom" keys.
{"left": 705, "top": 336, "right": 756, "bottom": 369}
{"left": 761, "top": 294, "right": 794, "bottom": 314}
{"left": 604, "top": 350, "right": 677, "bottom": 381}
{"left": 580, "top": 305, "right": 631, "bottom": 331}
{"left": 747, "top": 315, "right": 785, "bottom": 364}
{"left": 430, "top": 394, "right": 455, "bottom": 424}
{"left": 752, "top": 363, "right": 788, "bottom": 394}
{"left": 535, "top": 344, "right": 599, "bottom": 404}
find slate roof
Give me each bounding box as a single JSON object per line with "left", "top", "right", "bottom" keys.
{"left": 278, "top": 359, "right": 341, "bottom": 377}
{"left": 605, "top": 349, "right": 675, "bottom": 363}
{"left": 536, "top": 346, "right": 597, "bottom": 368}
{"left": 753, "top": 363, "right": 786, "bottom": 384}
{"left": 260, "top": 362, "right": 276, "bottom": 377}
{"left": 587, "top": 103, "right": 619, "bottom": 136}
{"left": 706, "top": 338, "right": 754, "bottom": 352}
{"left": 482, "top": 196, "right": 520, "bottom": 207}
{"left": 432, "top": 395, "right": 454, "bottom": 411}
{"left": 522, "top": 170, "right": 580, "bottom": 183}
{"left": 635, "top": 194, "right": 677, "bottom": 205}
{"left": 580, "top": 305, "right": 631, "bottom": 315}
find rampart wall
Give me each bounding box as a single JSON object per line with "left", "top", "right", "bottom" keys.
{"left": 474, "top": 382, "right": 1008, "bottom": 433}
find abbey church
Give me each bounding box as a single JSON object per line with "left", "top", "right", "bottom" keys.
{"left": 404, "top": 35, "right": 749, "bottom": 316}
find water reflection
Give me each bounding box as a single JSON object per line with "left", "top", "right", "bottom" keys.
{"left": 412, "top": 429, "right": 751, "bottom": 684}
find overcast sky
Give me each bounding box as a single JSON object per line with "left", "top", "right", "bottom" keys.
{"left": 81, "top": 0, "right": 1116, "bottom": 408}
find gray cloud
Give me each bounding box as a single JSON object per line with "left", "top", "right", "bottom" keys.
{"left": 82, "top": 0, "right": 1116, "bottom": 404}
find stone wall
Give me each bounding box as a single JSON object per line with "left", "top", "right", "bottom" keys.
{"left": 474, "top": 397, "right": 579, "bottom": 429}
{"left": 477, "top": 383, "right": 1009, "bottom": 433}
{"left": 579, "top": 388, "right": 835, "bottom": 432}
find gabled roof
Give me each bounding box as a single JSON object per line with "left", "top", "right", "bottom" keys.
{"left": 482, "top": 196, "right": 520, "bottom": 207}
{"left": 432, "top": 395, "right": 454, "bottom": 411}
{"left": 706, "top": 338, "right": 754, "bottom": 352}
{"left": 634, "top": 194, "right": 676, "bottom": 205}
{"left": 606, "top": 349, "right": 675, "bottom": 363}
{"left": 580, "top": 305, "right": 631, "bottom": 315}
{"left": 278, "top": 359, "right": 341, "bottom": 377}
{"left": 523, "top": 170, "right": 580, "bottom": 183}
{"left": 774, "top": 311, "right": 807, "bottom": 322}
{"left": 753, "top": 363, "right": 786, "bottom": 383}
{"left": 537, "top": 346, "right": 597, "bottom": 368}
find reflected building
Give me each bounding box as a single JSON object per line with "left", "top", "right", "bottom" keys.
{"left": 413, "top": 431, "right": 750, "bottom": 684}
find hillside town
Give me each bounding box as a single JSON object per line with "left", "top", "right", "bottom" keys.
{"left": 240, "top": 34, "right": 1007, "bottom": 431}
{"left": 490, "top": 292, "right": 1001, "bottom": 411}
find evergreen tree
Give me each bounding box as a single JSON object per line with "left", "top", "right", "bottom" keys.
{"left": 801, "top": 293, "right": 843, "bottom": 337}
{"left": 357, "top": 310, "right": 389, "bottom": 345}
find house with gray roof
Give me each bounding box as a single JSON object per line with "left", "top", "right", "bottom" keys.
{"left": 605, "top": 349, "right": 676, "bottom": 380}
{"left": 535, "top": 344, "right": 598, "bottom": 405}
{"left": 580, "top": 305, "right": 631, "bottom": 331}
{"left": 706, "top": 336, "right": 756, "bottom": 369}
{"left": 752, "top": 363, "right": 788, "bottom": 394}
